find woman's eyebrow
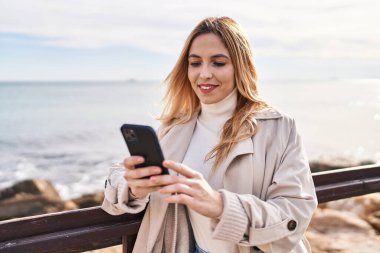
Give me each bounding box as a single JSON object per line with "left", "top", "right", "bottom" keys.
{"left": 188, "top": 54, "right": 229, "bottom": 59}
{"left": 211, "top": 54, "right": 229, "bottom": 59}
{"left": 188, "top": 54, "right": 201, "bottom": 59}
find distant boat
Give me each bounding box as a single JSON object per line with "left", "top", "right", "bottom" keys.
{"left": 126, "top": 78, "right": 138, "bottom": 83}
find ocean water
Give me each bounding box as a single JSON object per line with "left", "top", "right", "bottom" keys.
{"left": 0, "top": 79, "right": 379, "bottom": 199}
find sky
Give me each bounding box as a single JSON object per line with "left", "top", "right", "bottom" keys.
{"left": 0, "top": 0, "right": 379, "bottom": 81}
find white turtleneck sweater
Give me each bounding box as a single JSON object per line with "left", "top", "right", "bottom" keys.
{"left": 182, "top": 89, "right": 237, "bottom": 253}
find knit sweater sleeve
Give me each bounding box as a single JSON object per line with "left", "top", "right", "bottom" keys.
{"left": 101, "top": 163, "right": 149, "bottom": 215}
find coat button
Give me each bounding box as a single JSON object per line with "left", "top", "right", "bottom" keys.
{"left": 287, "top": 220, "right": 297, "bottom": 231}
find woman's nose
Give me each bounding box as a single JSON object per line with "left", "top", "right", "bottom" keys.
{"left": 199, "top": 65, "right": 212, "bottom": 79}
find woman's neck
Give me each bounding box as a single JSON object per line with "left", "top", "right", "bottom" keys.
{"left": 199, "top": 88, "right": 237, "bottom": 131}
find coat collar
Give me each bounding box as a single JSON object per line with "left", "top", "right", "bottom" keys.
{"left": 254, "top": 107, "right": 282, "bottom": 120}
{"left": 160, "top": 107, "right": 282, "bottom": 171}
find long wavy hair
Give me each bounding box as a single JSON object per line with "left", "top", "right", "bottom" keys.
{"left": 158, "top": 16, "right": 268, "bottom": 172}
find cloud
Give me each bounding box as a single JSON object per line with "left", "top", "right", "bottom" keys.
{"left": 0, "top": 0, "right": 379, "bottom": 58}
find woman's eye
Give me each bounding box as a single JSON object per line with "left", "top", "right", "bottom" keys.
{"left": 189, "top": 62, "right": 201, "bottom": 67}
{"left": 214, "top": 62, "right": 226, "bottom": 67}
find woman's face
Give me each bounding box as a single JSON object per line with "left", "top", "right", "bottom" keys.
{"left": 188, "top": 33, "right": 235, "bottom": 104}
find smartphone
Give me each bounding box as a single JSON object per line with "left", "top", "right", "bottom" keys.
{"left": 120, "top": 124, "right": 169, "bottom": 175}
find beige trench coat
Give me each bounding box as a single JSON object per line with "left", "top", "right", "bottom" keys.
{"left": 102, "top": 108, "right": 318, "bottom": 253}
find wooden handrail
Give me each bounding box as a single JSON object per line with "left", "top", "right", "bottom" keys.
{"left": 0, "top": 207, "right": 144, "bottom": 253}
{"left": 0, "top": 164, "right": 379, "bottom": 253}
{"left": 313, "top": 164, "right": 380, "bottom": 203}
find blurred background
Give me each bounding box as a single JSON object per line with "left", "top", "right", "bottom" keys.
{"left": 0, "top": 0, "right": 379, "bottom": 200}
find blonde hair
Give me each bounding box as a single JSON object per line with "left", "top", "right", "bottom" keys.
{"left": 159, "top": 16, "right": 268, "bottom": 172}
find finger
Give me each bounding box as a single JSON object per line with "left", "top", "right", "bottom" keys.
{"left": 163, "top": 160, "right": 201, "bottom": 179}
{"left": 159, "top": 183, "right": 195, "bottom": 196}
{"left": 125, "top": 166, "right": 162, "bottom": 180}
{"left": 132, "top": 186, "right": 161, "bottom": 196}
{"left": 165, "top": 193, "right": 193, "bottom": 205}
{"left": 128, "top": 177, "right": 170, "bottom": 188}
{"left": 150, "top": 174, "right": 195, "bottom": 187}
{"left": 124, "top": 156, "right": 145, "bottom": 169}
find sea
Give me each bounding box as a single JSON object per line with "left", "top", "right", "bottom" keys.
{"left": 0, "top": 79, "right": 379, "bottom": 200}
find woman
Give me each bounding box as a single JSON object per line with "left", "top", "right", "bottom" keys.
{"left": 102, "top": 16, "right": 317, "bottom": 253}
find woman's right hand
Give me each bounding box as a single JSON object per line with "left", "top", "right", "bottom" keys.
{"left": 123, "top": 156, "right": 165, "bottom": 199}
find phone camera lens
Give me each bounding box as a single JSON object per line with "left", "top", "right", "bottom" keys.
{"left": 125, "top": 129, "right": 138, "bottom": 142}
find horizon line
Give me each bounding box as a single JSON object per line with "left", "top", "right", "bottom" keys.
{"left": 1, "top": 77, "right": 379, "bottom": 83}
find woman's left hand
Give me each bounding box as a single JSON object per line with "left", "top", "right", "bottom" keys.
{"left": 150, "top": 160, "right": 223, "bottom": 219}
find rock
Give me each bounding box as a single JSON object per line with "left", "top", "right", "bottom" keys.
{"left": 0, "top": 194, "right": 62, "bottom": 220}
{"left": 63, "top": 200, "right": 80, "bottom": 210}
{"left": 0, "top": 179, "right": 105, "bottom": 220}
{"left": 323, "top": 193, "right": 380, "bottom": 219}
{"left": 309, "top": 208, "right": 376, "bottom": 235}
{"left": 307, "top": 208, "right": 380, "bottom": 253}
{"left": 367, "top": 210, "right": 380, "bottom": 232}
{"left": 0, "top": 179, "right": 63, "bottom": 220}
{"left": 0, "top": 179, "right": 60, "bottom": 201}
{"left": 71, "top": 192, "right": 104, "bottom": 208}
{"left": 306, "top": 229, "right": 380, "bottom": 253}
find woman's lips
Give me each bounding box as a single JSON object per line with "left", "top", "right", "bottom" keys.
{"left": 198, "top": 84, "right": 218, "bottom": 94}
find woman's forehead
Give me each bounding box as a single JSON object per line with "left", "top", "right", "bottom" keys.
{"left": 189, "top": 33, "right": 229, "bottom": 57}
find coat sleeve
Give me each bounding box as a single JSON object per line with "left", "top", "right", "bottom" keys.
{"left": 211, "top": 119, "right": 318, "bottom": 252}
{"left": 101, "top": 163, "right": 149, "bottom": 215}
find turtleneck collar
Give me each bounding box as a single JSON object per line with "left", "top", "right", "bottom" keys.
{"left": 198, "top": 88, "right": 237, "bottom": 132}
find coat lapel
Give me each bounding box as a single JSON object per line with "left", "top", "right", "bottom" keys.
{"left": 217, "top": 136, "right": 254, "bottom": 181}
{"left": 251, "top": 108, "right": 282, "bottom": 197}
{"left": 218, "top": 107, "right": 282, "bottom": 175}
{"left": 220, "top": 108, "right": 283, "bottom": 194}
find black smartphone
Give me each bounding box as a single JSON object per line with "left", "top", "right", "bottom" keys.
{"left": 120, "top": 124, "right": 169, "bottom": 175}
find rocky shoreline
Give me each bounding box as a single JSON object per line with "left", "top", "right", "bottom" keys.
{"left": 1, "top": 158, "right": 379, "bottom": 252}
{"left": 309, "top": 156, "right": 375, "bottom": 173}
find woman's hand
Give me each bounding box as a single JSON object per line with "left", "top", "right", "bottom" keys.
{"left": 123, "top": 156, "right": 166, "bottom": 199}
{"left": 152, "top": 160, "right": 224, "bottom": 219}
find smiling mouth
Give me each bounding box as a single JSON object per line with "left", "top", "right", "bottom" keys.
{"left": 198, "top": 84, "right": 218, "bottom": 93}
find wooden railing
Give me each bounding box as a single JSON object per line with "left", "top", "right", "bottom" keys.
{"left": 1, "top": 164, "right": 379, "bottom": 253}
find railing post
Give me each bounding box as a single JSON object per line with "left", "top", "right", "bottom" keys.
{"left": 123, "top": 235, "right": 137, "bottom": 253}
{"left": 122, "top": 235, "right": 128, "bottom": 253}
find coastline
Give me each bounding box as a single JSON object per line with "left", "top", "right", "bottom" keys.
{"left": 1, "top": 79, "right": 379, "bottom": 201}
{"left": 0, "top": 157, "right": 377, "bottom": 221}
